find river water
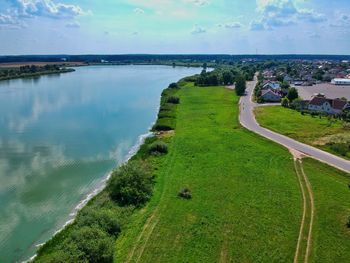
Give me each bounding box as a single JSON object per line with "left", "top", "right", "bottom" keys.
{"left": 0, "top": 65, "right": 201, "bottom": 262}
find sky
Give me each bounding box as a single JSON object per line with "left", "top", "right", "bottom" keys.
{"left": 0, "top": 0, "right": 350, "bottom": 55}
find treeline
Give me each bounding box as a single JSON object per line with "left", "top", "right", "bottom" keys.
{"left": 2, "top": 54, "right": 350, "bottom": 64}
{"left": 0, "top": 65, "right": 74, "bottom": 81}
{"left": 194, "top": 65, "right": 255, "bottom": 87}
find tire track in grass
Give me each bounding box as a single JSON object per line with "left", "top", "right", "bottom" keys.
{"left": 125, "top": 137, "right": 179, "bottom": 263}
{"left": 300, "top": 162, "right": 315, "bottom": 263}
{"left": 292, "top": 153, "right": 315, "bottom": 263}
{"left": 293, "top": 158, "right": 307, "bottom": 263}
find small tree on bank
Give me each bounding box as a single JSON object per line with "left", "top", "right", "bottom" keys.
{"left": 235, "top": 75, "right": 246, "bottom": 96}
{"left": 287, "top": 87, "right": 299, "bottom": 102}
{"left": 281, "top": 97, "right": 289, "bottom": 107}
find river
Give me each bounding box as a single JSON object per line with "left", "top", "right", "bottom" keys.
{"left": 0, "top": 65, "right": 201, "bottom": 262}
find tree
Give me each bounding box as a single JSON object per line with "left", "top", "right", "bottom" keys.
{"left": 77, "top": 208, "right": 121, "bottom": 236}
{"left": 108, "top": 161, "right": 154, "bottom": 206}
{"left": 235, "top": 75, "right": 246, "bottom": 96}
{"left": 222, "top": 71, "right": 234, "bottom": 85}
{"left": 281, "top": 97, "right": 289, "bottom": 107}
{"left": 70, "top": 226, "right": 114, "bottom": 263}
{"left": 281, "top": 81, "right": 290, "bottom": 91}
{"left": 287, "top": 87, "right": 299, "bottom": 102}
{"left": 168, "top": 82, "right": 179, "bottom": 89}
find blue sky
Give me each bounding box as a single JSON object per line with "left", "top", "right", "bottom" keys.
{"left": 0, "top": 0, "right": 350, "bottom": 55}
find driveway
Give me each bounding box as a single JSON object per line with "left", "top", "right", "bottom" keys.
{"left": 239, "top": 78, "right": 350, "bottom": 173}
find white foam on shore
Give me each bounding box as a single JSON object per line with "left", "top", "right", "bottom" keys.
{"left": 24, "top": 131, "right": 153, "bottom": 263}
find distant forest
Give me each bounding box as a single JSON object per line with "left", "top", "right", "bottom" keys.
{"left": 1, "top": 54, "right": 350, "bottom": 64}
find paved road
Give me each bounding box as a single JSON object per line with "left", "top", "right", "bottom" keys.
{"left": 239, "top": 78, "right": 350, "bottom": 173}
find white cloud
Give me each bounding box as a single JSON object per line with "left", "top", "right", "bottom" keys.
{"left": 250, "top": 20, "right": 265, "bottom": 31}
{"left": 133, "top": 7, "right": 145, "bottom": 15}
{"left": 297, "top": 9, "right": 326, "bottom": 23}
{"left": 253, "top": 0, "right": 326, "bottom": 30}
{"left": 8, "top": 0, "right": 87, "bottom": 19}
{"left": 223, "top": 21, "right": 242, "bottom": 29}
{"left": 191, "top": 24, "right": 206, "bottom": 34}
{"left": 185, "top": 0, "right": 210, "bottom": 6}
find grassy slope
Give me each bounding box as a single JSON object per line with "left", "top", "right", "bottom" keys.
{"left": 254, "top": 106, "right": 348, "bottom": 158}
{"left": 302, "top": 158, "right": 350, "bottom": 262}
{"left": 116, "top": 84, "right": 302, "bottom": 262}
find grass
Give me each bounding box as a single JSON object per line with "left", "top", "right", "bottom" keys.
{"left": 302, "top": 158, "right": 350, "bottom": 262}
{"left": 34, "top": 81, "right": 350, "bottom": 262}
{"left": 116, "top": 84, "right": 302, "bottom": 262}
{"left": 254, "top": 106, "right": 350, "bottom": 158}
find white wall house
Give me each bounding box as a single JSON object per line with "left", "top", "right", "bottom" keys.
{"left": 308, "top": 96, "right": 348, "bottom": 115}
{"left": 331, "top": 78, "right": 350, "bottom": 85}
{"left": 308, "top": 98, "right": 333, "bottom": 114}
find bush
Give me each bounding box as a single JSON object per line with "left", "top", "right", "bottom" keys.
{"left": 347, "top": 217, "right": 350, "bottom": 228}
{"left": 76, "top": 208, "right": 121, "bottom": 236}
{"left": 69, "top": 226, "right": 114, "bottom": 263}
{"left": 168, "top": 82, "right": 179, "bottom": 89}
{"left": 148, "top": 141, "right": 168, "bottom": 155}
{"left": 281, "top": 97, "right": 289, "bottom": 107}
{"left": 329, "top": 143, "right": 349, "bottom": 157}
{"left": 108, "top": 161, "right": 154, "bottom": 206}
{"left": 167, "top": 96, "right": 180, "bottom": 104}
{"left": 178, "top": 188, "right": 192, "bottom": 199}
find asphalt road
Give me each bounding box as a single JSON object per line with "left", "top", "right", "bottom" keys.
{"left": 239, "top": 78, "right": 350, "bottom": 173}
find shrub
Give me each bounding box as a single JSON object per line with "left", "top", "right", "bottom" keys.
{"left": 347, "top": 216, "right": 350, "bottom": 228}
{"left": 330, "top": 143, "right": 349, "bottom": 157}
{"left": 178, "top": 188, "right": 192, "bottom": 199}
{"left": 148, "top": 141, "right": 168, "bottom": 155}
{"left": 168, "top": 82, "right": 179, "bottom": 89}
{"left": 108, "top": 161, "right": 154, "bottom": 206}
{"left": 281, "top": 97, "right": 289, "bottom": 107}
{"left": 77, "top": 208, "right": 121, "bottom": 236}
{"left": 69, "top": 226, "right": 114, "bottom": 263}
{"left": 167, "top": 96, "right": 180, "bottom": 104}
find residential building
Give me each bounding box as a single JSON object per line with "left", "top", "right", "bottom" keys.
{"left": 308, "top": 95, "right": 348, "bottom": 115}
{"left": 261, "top": 89, "right": 282, "bottom": 102}
{"left": 262, "top": 81, "right": 281, "bottom": 90}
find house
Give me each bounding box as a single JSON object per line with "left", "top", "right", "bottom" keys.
{"left": 308, "top": 95, "right": 348, "bottom": 115}
{"left": 262, "top": 81, "right": 281, "bottom": 91}
{"left": 261, "top": 89, "right": 282, "bottom": 102}
{"left": 331, "top": 78, "right": 350, "bottom": 85}
{"left": 308, "top": 96, "right": 333, "bottom": 114}
{"left": 332, "top": 99, "right": 349, "bottom": 115}
{"left": 283, "top": 75, "right": 293, "bottom": 84}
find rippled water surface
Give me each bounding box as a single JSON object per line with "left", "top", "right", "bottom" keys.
{"left": 0, "top": 65, "right": 201, "bottom": 262}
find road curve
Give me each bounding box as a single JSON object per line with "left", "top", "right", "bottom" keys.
{"left": 239, "top": 78, "right": 350, "bottom": 173}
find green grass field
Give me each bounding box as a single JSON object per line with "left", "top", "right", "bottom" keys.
{"left": 254, "top": 106, "right": 350, "bottom": 158}
{"left": 303, "top": 158, "right": 350, "bottom": 262}
{"left": 116, "top": 84, "right": 303, "bottom": 262}
{"left": 33, "top": 82, "right": 350, "bottom": 262}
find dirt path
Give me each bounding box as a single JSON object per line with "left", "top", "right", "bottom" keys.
{"left": 291, "top": 150, "right": 315, "bottom": 263}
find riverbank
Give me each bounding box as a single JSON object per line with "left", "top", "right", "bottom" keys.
{"left": 0, "top": 68, "right": 75, "bottom": 82}
{"left": 32, "top": 78, "right": 184, "bottom": 262}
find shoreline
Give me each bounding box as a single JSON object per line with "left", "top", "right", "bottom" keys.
{"left": 0, "top": 68, "right": 75, "bottom": 82}
{"left": 24, "top": 131, "right": 153, "bottom": 263}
